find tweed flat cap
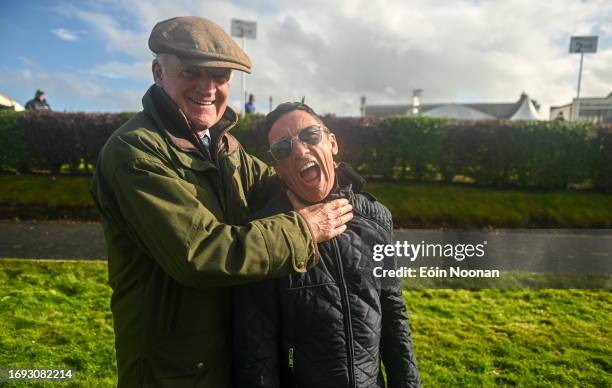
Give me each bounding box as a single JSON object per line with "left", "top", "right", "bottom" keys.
{"left": 149, "top": 16, "right": 251, "bottom": 73}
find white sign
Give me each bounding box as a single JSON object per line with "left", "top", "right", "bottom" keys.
{"left": 569, "top": 36, "right": 598, "bottom": 53}
{"left": 231, "top": 19, "right": 257, "bottom": 39}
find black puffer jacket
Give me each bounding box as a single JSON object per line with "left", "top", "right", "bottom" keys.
{"left": 233, "top": 165, "right": 420, "bottom": 388}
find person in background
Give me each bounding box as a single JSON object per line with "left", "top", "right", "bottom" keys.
{"left": 245, "top": 93, "right": 256, "bottom": 114}
{"left": 25, "top": 89, "right": 51, "bottom": 111}
{"left": 233, "top": 102, "right": 421, "bottom": 388}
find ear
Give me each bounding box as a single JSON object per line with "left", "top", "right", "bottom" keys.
{"left": 152, "top": 60, "right": 163, "bottom": 86}
{"left": 328, "top": 133, "right": 339, "bottom": 156}
{"left": 271, "top": 162, "right": 286, "bottom": 182}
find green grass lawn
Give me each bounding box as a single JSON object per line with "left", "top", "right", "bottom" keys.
{"left": 0, "top": 260, "right": 610, "bottom": 387}
{"left": 1, "top": 175, "right": 611, "bottom": 227}
{"left": 0, "top": 175, "right": 92, "bottom": 207}
{"left": 368, "top": 181, "right": 612, "bottom": 228}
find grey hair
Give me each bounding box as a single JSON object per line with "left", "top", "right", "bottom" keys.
{"left": 154, "top": 53, "right": 181, "bottom": 74}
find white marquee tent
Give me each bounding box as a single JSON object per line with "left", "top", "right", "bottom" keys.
{"left": 510, "top": 93, "right": 544, "bottom": 120}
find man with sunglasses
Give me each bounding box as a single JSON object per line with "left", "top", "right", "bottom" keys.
{"left": 90, "top": 17, "right": 352, "bottom": 387}
{"left": 233, "top": 102, "right": 421, "bottom": 387}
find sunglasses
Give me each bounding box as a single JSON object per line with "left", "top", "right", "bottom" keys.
{"left": 268, "top": 125, "right": 329, "bottom": 161}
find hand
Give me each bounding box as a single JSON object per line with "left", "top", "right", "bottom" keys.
{"left": 287, "top": 191, "right": 353, "bottom": 243}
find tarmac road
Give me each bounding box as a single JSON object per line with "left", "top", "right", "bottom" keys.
{"left": 0, "top": 221, "right": 610, "bottom": 274}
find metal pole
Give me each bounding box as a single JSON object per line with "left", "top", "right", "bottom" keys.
{"left": 241, "top": 36, "right": 246, "bottom": 117}
{"left": 574, "top": 51, "right": 584, "bottom": 121}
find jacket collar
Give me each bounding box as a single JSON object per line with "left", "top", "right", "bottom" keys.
{"left": 142, "top": 85, "right": 239, "bottom": 156}
{"left": 326, "top": 162, "right": 365, "bottom": 202}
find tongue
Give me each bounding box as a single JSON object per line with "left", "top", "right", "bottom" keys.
{"left": 301, "top": 166, "right": 320, "bottom": 182}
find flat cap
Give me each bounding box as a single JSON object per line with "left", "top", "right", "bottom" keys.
{"left": 149, "top": 16, "right": 251, "bottom": 73}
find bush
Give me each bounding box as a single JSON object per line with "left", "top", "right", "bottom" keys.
{"left": 322, "top": 115, "right": 383, "bottom": 174}
{"left": 592, "top": 125, "right": 612, "bottom": 191}
{"left": 231, "top": 113, "right": 267, "bottom": 161}
{"left": 0, "top": 110, "right": 27, "bottom": 172}
{"left": 0, "top": 110, "right": 610, "bottom": 191}
{"left": 0, "top": 111, "right": 132, "bottom": 174}
{"left": 442, "top": 120, "right": 600, "bottom": 188}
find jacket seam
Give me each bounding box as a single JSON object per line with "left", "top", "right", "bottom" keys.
{"left": 286, "top": 282, "right": 337, "bottom": 291}
{"left": 185, "top": 206, "right": 204, "bottom": 258}
{"left": 109, "top": 156, "right": 174, "bottom": 188}
{"left": 252, "top": 221, "right": 274, "bottom": 274}
{"left": 352, "top": 207, "right": 392, "bottom": 234}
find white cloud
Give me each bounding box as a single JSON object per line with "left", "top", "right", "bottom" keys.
{"left": 89, "top": 61, "right": 152, "bottom": 81}
{"left": 0, "top": 67, "right": 142, "bottom": 112}
{"left": 19, "top": 56, "right": 36, "bottom": 66}
{"left": 51, "top": 28, "right": 80, "bottom": 42}
{"left": 48, "top": 0, "right": 612, "bottom": 115}
{"left": 56, "top": 4, "right": 149, "bottom": 58}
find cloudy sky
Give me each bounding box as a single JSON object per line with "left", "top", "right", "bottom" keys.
{"left": 1, "top": 0, "right": 611, "bottom": 116}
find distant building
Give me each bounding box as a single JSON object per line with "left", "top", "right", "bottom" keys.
{"left": 364, "top": 92, "right": 544, "bottom": 120}
{"left": 550, "top": 91, "right": 612, "bottom": 123}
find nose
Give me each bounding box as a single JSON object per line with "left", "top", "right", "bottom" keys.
{"left": 291, "top": 138, "right": 310, "bottom": 157}
{"left": 196, "top": 74, "right": 216, "bottom": 94}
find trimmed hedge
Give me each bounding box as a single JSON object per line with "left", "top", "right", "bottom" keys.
{"left": 0, "top": 110, "right": 27, "bottom": 172}
{"left": 0, "top": 110, "right": 610, "bottom": 190}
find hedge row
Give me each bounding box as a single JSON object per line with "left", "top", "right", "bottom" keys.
{"left": 237, "top": 114, "right": 612, "bottom": 190}
{"left": 0, "top": 111, "right": 132, "bottom": 174}
{"left": 1, "top": 110, "right": 611, "bottom": 190}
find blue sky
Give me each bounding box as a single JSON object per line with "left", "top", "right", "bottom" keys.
{"left": 1, "top": 0, "right": 611, "bottom": 115}
{"left": 1, "top": 1, "right": 150, "bottom": 111}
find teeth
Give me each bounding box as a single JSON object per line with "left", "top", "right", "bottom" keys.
{"left": 300, "top": 161, "right": 317, "bottom": 172}
{"left": 189, "top": 97, "right": 214, "bottom": 105}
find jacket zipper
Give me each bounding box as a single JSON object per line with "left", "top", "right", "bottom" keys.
{"left": 331, "top": 238, "right": 356, "bottom": 388}
{"left": 288, "top": 346, "right": 294, "bottom": 372}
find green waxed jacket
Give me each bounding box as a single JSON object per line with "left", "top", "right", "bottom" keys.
{"left": 90, "top": 85, "right": 318, "bottom": 387}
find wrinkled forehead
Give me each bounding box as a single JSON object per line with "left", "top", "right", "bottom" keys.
{"left": 267, "top": 110, "right": 321, "bottom": 144}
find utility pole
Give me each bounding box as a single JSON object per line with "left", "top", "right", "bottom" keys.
{"left": 231, "top": 19, "right": 257, "bottom": 117}
{"left": 569, "top": 36, "right": 598, "bottom": 121}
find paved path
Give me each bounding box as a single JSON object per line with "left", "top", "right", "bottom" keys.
{"left": 394, "top": 229, "right": 612, "bottom": 274}
{"left": 0, "top": 221, "right": 610, "bottom": 273}
{"left": 0, "top": 221, "right": 106, "bottom": 260}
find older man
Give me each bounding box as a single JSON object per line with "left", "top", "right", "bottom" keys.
{"left": 90, "top": 17, "right": 352, "bottom": 387}
{"left": 233, "top": 102, "right": 421, "bottom": 387}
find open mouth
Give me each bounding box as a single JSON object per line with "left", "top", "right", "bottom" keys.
{"left": 188, "top": 97, "right": 215, "bottom": 106}
{"left": 299, "top": 160, "right": 321, "bottom": 184}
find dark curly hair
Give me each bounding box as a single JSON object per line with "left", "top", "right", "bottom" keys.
{"left": 262, "top": 102, "right": 323, "bottom": 137}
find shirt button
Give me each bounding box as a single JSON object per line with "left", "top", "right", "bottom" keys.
{"left": 197, "top": 362, "right": 205, "bottom": 369}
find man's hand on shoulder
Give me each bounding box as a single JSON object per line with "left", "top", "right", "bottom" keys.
{"left": 287, "top": 191, "right": 353, "bottom": 243}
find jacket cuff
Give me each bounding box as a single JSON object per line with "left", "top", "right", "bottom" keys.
{"left": 292, "top": 211, "right": 319, "bottom": 272}
{"left": 253, "top": 212, "right": 319, "bottom": 274}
